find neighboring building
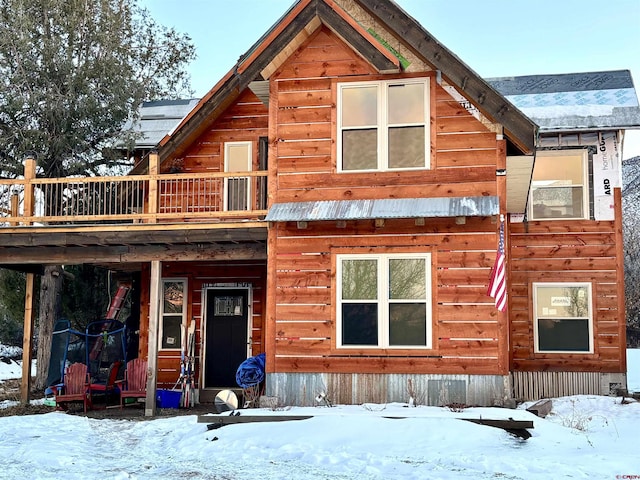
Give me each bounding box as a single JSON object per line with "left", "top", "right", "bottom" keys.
{"left": 2, "top": 0, "right": 639, "bottom": 410}
{"left": 117, "top": 98, "right": 200, "bottom": 164}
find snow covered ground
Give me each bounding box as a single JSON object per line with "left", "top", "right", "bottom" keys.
{"left": 0, "top": 348, "right": 638, "bottom": 480}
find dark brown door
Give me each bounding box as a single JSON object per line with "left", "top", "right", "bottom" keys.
{"left": 204, "top": 289, "right": 249, "bottom": 388}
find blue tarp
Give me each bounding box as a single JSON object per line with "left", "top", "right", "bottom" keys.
{"left": 235, "top": 353, "right": 266, "bottom": 388}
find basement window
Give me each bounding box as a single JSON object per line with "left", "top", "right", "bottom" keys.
{"left": 529, "top": 150, "right": 589, "bottom": 220}
{"left": 337, "top": 253, "right": 432, "bottom": 348}
{"left": 337, "top": 78, "right": 430, "bottom": 172}
{"left": 161, "top": 279, "right": 187, "bottom": 350}
{"left": 533, "top": 283, "right": 593, "bottom": 353}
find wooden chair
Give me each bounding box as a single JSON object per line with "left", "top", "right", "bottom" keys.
{"left": 119, "top": 358, "right": 148, "bottom": 409}
{"left": 55, "top": 362, "right": 91, "bottom": 413}
{"left": 89, "top": 360, "right": 122, "bottom": 408}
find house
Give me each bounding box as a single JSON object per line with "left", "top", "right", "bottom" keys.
{"left": 3, "top": 0, "right": 639, "bottom": 413}
{"left": 116, "top": 98, "right": 200, "bottom": 164}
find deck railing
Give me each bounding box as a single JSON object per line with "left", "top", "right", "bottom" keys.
{"left": 0, "top": 156, "right": 268, "bottom": 227}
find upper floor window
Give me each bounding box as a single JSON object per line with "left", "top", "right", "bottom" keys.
{"left": 530, "top": 150, "right": 589, "bottom": 220}
{"left": 224, "top": 141, "right": 252, "bottom": 211}
{"left": 337, "top": 78, "right": 430, "bottom": 172}
{"left": 533, "top": 282, "right": 593, "bottom": 354}
{"left": 337, "top": 253, "right": 432, "bottom": 349}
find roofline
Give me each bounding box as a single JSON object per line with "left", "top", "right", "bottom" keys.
{"left": 356, "top": 0, "right": 538, "bottom": 154}
{"left": 153, "top": 0, "right": 538, "bottom": 173}
{"left": 153, "top": 0, "right": 402, "bottom": 170}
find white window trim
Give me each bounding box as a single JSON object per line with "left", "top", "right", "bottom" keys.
{"left": 160, "top": 278, "right": 188, "bottom": 351}
{"left": 533, "top": 282, "right": 593, "bottom": 354}
{"left": 223, "top": 141, "right": 252, "bottom": 211}
{"left": 529, "top": 149, "right": 589, "bottom": 221}
{"left": 337, "top": 78, "right": 430, "bottom": 172}
{"left": 336, "top": 253, "right": 432, "bottom": 349}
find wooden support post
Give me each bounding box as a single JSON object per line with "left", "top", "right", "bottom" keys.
{"left": 496, "top": 138, "right": 509, "bottom": 375}
{"left": 145, "top": 260, "right": 161, "bottom": 417}
{"left": 147, "top": 151, "right": 159, "bottom": 224}
{"left": 9, "top": 192, "right": 18, "bottom": 226}
{"left": 614, "top": 187, "right": 627, "bottom": 373}
{"left": 20, "top": 273, "right": 35, "bottom": 404}
{"left": 23, "top": 155, "right": 36, "bottom": 226}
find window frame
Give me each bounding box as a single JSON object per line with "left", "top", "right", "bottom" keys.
{"left": 223, "top": 141, "right": 252, "bottom": 211}
{"left": 336, "top": 78, "right": 430, "bottom": 172}
{"left": 336, "top": 253, "right": 432, "bottom": 349}
{"left": 160, "top": 278, "right": 187, "bottom": 351}
{"left": 532, "top": 282, "right": 593, "bottom": 354}
{"left": 528, "top": 149, "right": 590, "bottom": 221}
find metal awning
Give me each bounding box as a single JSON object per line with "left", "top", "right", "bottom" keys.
{"left": 265, "top": 197, "right": 499, "bottom": 222}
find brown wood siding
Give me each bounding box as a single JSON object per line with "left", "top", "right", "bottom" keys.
{"left": 270, "top": 217, "right": 506, "bottom": 375}
{"left": 139, "top": 261, "right": 267, "bottom": 389}
{"left": 176, "top": 89, "right": 269, "bottom": 174}
{"left": 266, "top": 25, "right": 507, "bottom": 376}
{"left": 271, "top": 28, "right": 498, "bottom": 205}
{"left": 509, "top": 210, "right": 625, "bottom": 373}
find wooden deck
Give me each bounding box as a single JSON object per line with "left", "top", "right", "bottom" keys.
{"left": 0, "top": 170, "right": 268, "bottom": 227}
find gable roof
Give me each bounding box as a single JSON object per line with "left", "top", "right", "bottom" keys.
{"left": 153, "top": 0, "right": 536, "bottom": 169}
{"left": 488, "top": 70, "right": 640, "bottom": 133}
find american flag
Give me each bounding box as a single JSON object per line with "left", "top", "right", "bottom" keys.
{"left": 487, "top": 219, "right": 507, "bottom": 312}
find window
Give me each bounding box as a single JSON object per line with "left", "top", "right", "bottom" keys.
{"left": 337, "top": 78, "right": 430, "bottom": 171}
{"left": 337, "top": 254, "right": 432, "bottom": 348}
{"left": 224, "top": 141, "right": 252, "bottom": 211}
{"left": 529, "top": 150, "right": 589, "bottom": 220}
{"left": 161, "top": 279, "right": 187, "bottom": 350}
{"left": 533, "top": 283, "right": 593, "bottom": 353}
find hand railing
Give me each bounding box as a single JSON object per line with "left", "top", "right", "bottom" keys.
{"left": 0, "top": 156, "right": 268, "bottom": 227}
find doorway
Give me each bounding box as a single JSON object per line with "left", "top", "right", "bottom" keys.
{"left": 203, "top": 288, "right": 250, "bottom": 388}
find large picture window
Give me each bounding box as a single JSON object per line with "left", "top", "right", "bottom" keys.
{"left": 161, "top": 279, "right": 187, "bottom": 350}
{"left": 530, "top": 150, "right": 589, "bottom": 220}
{"left": 533, "top": 283, "right": 593, "bottom": 353}
{"left": 337, "top": 254, "right": 432, "bottom": 348}
{"left": 337, "top": 78, "right": 430, "bottom": 172}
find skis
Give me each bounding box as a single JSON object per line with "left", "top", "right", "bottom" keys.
{"left": 184, "top": 318, "right": 196, "bottom": 408}
{"left": 174, "top": 317, "right": 196, "bottom": 408}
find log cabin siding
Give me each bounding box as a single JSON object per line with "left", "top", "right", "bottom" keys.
{"left": 270, "top": 217, "right": 506, "bottom": 376}
{"left": 271, "top": 28, "right": 498, "bottom": 206}
{"left": 266, "top": 26, "right": 508, "bottom": 378}
{"left": 508, "top": 217, "right": 624, "bottom": 373}
{"left": 138, "top": 261, "right": 267, "bottom": 389}
{"left": 168, "top": 89, "right": 269, "bottom": 174}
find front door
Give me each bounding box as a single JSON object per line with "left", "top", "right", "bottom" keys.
{"left": 204, "top": 288, "right": 249, "bottom": 388}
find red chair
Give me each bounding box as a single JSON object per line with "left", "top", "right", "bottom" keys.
{"left": 119, "top": 358, "right": 148, "bottom": 409}
{"left": 89, "top": 360, "right": 122, "bottom": 408}
{"left": 55, "top": 362, "right": 91, "bottom": 413}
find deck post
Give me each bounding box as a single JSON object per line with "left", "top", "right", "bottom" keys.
{"left": 20, "top": 273, "right": 35, "bottom": 404}
{"left": 9, "top": 192, "right": 19, "bottom": 226}
{"left": 145, "top": 260, "right": 161, "bottom": 416}
{"left": 23, "top": 154, "right": 36, "bottom": 226}
{"left": 148, "top": 151, "right": 159, "bottom": 224}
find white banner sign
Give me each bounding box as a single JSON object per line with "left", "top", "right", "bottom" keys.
{"left": 593, "top": 132, "right": 620, "bottom": 221}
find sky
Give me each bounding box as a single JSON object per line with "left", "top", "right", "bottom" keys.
{"left": 141, "top": 0, "right": 640, "bottom": 160}
{"left": 0, "top": 347, "right": 639, "bottom": 479}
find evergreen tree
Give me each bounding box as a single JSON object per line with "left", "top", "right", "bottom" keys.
{"left": 0, "top": 0, "right": 195, "bottom": 389}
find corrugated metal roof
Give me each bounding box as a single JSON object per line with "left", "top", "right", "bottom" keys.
{"left": 265, "top": 197, "right": 499, "bottom": 222}
{"left": 487, "top": 70, "right": 640, "bottom": 132}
